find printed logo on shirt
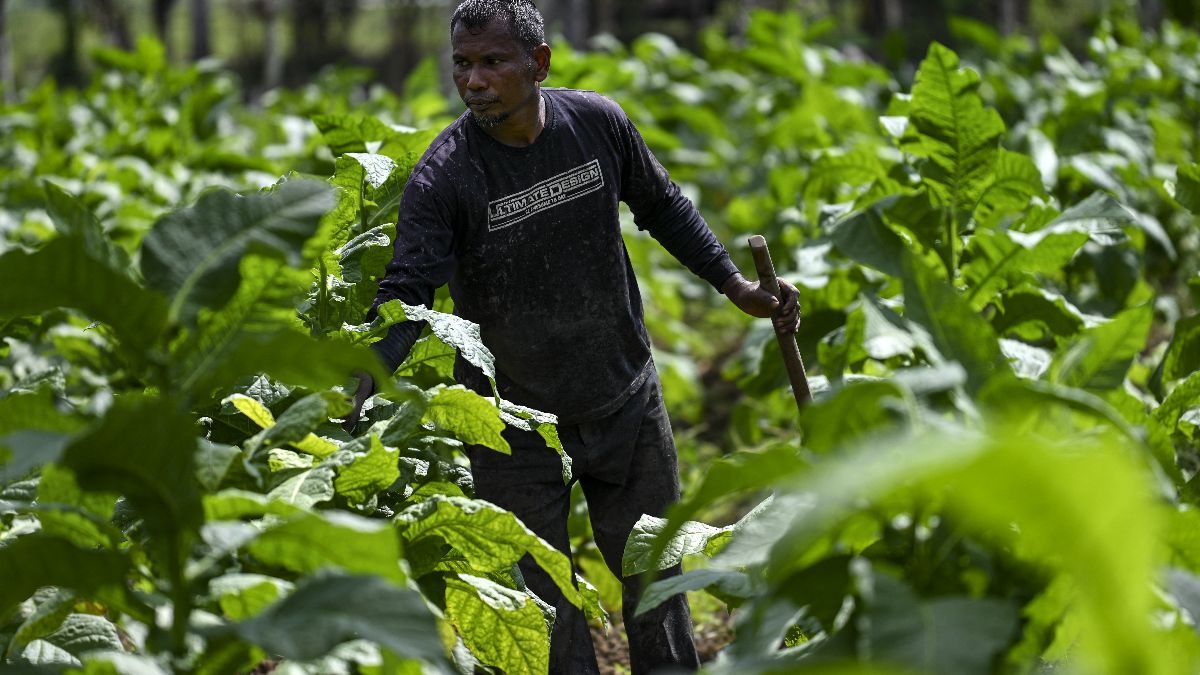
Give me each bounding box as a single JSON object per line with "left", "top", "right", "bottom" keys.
{"left": 488, "top": 159, "right": 604, "bottom": 231}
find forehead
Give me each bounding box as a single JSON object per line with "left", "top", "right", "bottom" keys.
{"left": 451, "top": 16, "right": 521, "bottom": 55}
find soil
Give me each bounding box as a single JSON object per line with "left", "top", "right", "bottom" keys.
{"left": 591, "top": 612, "right": 734, "bottom": 674}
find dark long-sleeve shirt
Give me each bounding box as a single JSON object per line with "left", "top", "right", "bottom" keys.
{"left": 370, "top": 87, "right": 738, "bottom": 423}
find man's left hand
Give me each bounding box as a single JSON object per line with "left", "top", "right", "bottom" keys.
{"left": 721, "top": 272, "right": 801, "bottom": 334}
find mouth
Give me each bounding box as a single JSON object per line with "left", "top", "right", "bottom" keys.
{"left": 466, "top": 98, "right": 497, "bottom": 110}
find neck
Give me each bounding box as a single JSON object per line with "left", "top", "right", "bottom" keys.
{"left": 484, "top": 90, "right": 545, "bottom": 147}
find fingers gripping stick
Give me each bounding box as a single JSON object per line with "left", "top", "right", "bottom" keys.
{"left": 748, "top": 234, "right": 812, "bottom": 413}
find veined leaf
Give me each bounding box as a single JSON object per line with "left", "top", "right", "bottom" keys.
{"left": 227, "top": 573, "right": 443, "bottom": 663}
{"left": 236, "top": 392, "right": 346, "bottom": 459}
{"left": 394, "top": 495, "right": 581, "bottom": 607}
{"left": 246, "top": 509, "right": 406, "bottom": 585}
{"left": 826, "top": 200, "right": 909, "bottom": 277}
{"left": 1050, "top": 304, "right": 1152, "bottom": 391}
{"left": 1168, "top": 162, "right": 1200, "bottom": 214}
{"left": 140, "top": 179, "right": 335, "bottom": 325}
{"left": 210, "top": 573, "right": 294, "bottom": 622}
{"left": 622, "top": 514, "right": 733, "bottom": 576}
{"left": 637, "top": 569, "right": 754, "bottom": 617}
{"left": 901, "top": 253, "right": 1009, "bottom": 393}
{"left": 423, "top": 386, "right": 509, "bottom": 454}
{"left": 0, "top": 236, "right": 168, "bottom": 350}
{"left": 1156, "top": 371, "right": 1200, "bottom": 433}
{"left": 6, "top": 588, "right": 76, "bottom": 659}
{"left": 172, "top": 255, "right": 310, "bottom": 396}
{"left": 857, "top": 567, "right": 1019, "bottom": 675}
{"left": 972, "top": 149, "right": 1046, "bottom": 230}
{"left": 42, "top": 181, "right": 132, "bottom": 275}
{"left": 1161, "top": 315, "right": 1200, "bottom": 383}
{"left": 182, "top": 328, "right": 385, "bottom": 401}
{"left": 445, "top": 574, "right": 549, "bottom": 675}
{"left": 367, "top": 301, "right": 498, "bottom": 382}
{"left": 904, "top": 43, "right": 1006, "bottom": 223}
{"left": 962, "top": 228, "right": 1088, "bottom": 311}
{"left": 41, "top": 613, "right": 124, "bottom": 658}
{"left": 61, "top": 396, "right": 202, "bottom": 539}
{"left": 345, "top": 152, "right": 397, "bottom": 189}
{"left": 1035, "top": 192, "right": 1135, "bottom": 245}
{"left": 0, "top": 536, "right": 143, "bottom": 619}
{"left": 333, "top": 435, "right": 400, "bottom": 505}
{"left": 35, "top": 464, "right": 120, "bottom": 549}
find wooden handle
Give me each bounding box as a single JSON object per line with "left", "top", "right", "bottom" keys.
{"left": 748, "top": 235, "right": 812, "bottom": 412}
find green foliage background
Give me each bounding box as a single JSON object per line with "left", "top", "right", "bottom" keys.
{"left": 1, "top": 9, "right": 1199, "bottom": 674}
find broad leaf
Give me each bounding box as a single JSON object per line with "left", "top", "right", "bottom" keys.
{"left": 0, "top": 236, "right": 168, "bottom": 349}
{"left": 210, "top": 574, "right": 295, "bottom": 622}
{"left": 246, "top": 509, "right": 406, "bottom": 585}
{"left": 962, "top": 228, "right": 1088, "bottom": 311}
{"left": 904, "top": 43, "right": 1006, "bottom": 225}
{"left": 1161, "top": 315, "right": 1200, "bottom": 383}
{"left": 333, "top": 435, "right": 400, "bottom": 505}
{"left": 423, "top": 386, "right": 509, "bottom": 454}
{"left": 1050, "top": 304, "right": 1152, "bottom": 390}
{"left": 227, "top": 573, "right": 443, "bottom": 663}
{"left": 0, "top": 536, "right": 142, "bottom": 618}
{"left": 394, "top": 495, "right": 581, "bottom": 607}
{"left": 622, "top": 514, "right": 732, "bottom": 576}
{"left": 901, "top": 253, "right": 1009, "bottom": 393}
{"left": 1170, "top": 162, "right": 1200, "bottom": 214}
{"left": 42, "top": 181, "right": 132, "bottom": 274}
{"left": 445, "top": 574, "right": 549, "bottom": 675}
{"left": 636, "top": 569, "right": 754, "bottom": 617}
{"left": 140, "top": 179, "right": 335, "bottom": 325}
{"left": 858, "top": 569, "right": 1019, "bottom": 675}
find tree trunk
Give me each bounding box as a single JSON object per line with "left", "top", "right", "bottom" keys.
{"left": 90, "top": 0, "right": 133, "bottom": 49}
{"left": 262, "top": 0, "right": 284, "bottom": 90}
{"left": 191, "top": 0, "right": 211, "bottom": 59}
{"left": 0, "top": 0, "right": 11, "bottom": 101}
{"left": 1139, "top": 0, "right": 1165, "bottom": 31}
{"left": 52, "top": 0, "right": 84, "bottom": 86}
{"left": 153, "top": 0, "right": 176, "bottom": 59}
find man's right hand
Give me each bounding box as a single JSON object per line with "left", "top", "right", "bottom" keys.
{"left": 343, "top": 372, "right": 376, "bottom": 434}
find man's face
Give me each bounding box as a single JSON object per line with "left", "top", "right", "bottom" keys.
{"left": 451, "top": 17, "right": 546, "bottom": 129}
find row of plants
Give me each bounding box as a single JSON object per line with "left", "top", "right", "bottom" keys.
{"left": 0, "top": 8, "right": 1197, "bottom": 674}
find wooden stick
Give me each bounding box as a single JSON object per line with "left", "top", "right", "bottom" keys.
{"left": 748, "top": 234, "right": 812, "bottom": 412}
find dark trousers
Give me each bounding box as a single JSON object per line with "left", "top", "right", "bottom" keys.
{"left": 468, "top": 370, "right": 700, "bottom": 674}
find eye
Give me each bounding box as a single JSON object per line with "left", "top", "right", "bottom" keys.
{"left": 486, "top": 57, "right": 502, "bottom": 65}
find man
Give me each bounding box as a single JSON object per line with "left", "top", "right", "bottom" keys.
{"left": 347, "top": 1, "right": 800, "bottom": 672}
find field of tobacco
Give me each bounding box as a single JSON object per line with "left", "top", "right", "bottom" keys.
{"left": 1, "top": 10, "right": 1199, "bottom": 674}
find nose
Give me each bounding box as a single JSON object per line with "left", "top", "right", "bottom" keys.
{"left": 465, "top": 66, "right": 487, "bottom": 91}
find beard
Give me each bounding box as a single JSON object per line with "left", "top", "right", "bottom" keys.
{"left": 470, "top": 108, "right": 510, "bottom": 128}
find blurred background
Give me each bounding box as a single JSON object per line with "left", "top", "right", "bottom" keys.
{"left": 3, "top": 0, "right": 1198, "bottom": 100}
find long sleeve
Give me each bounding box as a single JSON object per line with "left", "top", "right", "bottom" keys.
{"left": 616, "top": 110, "right": 739, "bottom": 291}
{"left": 369, "top": 178, "right": 458, "bottom": 372}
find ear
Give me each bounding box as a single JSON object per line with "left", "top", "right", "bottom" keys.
{"left": 532, "top": 43, "right": 551, "bottom": 82}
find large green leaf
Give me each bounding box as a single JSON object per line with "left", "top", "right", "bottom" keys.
{"left": 140, "top": 179, "right": 335, "bottom": 325}
{"left": 0, "top": 236, "right": 168, "bottom": 349}
{"left": 182, "top": 328, "right": 385, "bottom": 400}
{"left": 1161, "top": 315, "right": 1200, "bottom": 383}
{"left": 445, "top": 574, "right": 549, "bottom": 675}
{"left": 904, "top": 42, "right": 1005, "bottom": 223}
{"left": 972, "top": 149, "right": 1046, "bottom": 230}
{"left": 42, "top": 181, "right": 132, "bottom": 274}
{"left": 826, "top": 202, "right": 909, "bottom": 278}
{"left": 227, "top": 573, "right": 443, "bottom": 663}
{"left": 423, "top": 386, "right": 509, "bottom": 454}
{"left": 246, "top": 509, "right": 406, "bottom": 585}
{"left": 622, "top": 514, "right": 732, "bottom": 576}
{"left": 1050, "top": 304, "right": 1152, "bottom": 391}
{"left": 901, "top": 253, "right": 1009, "bottom": 393}
{"left": 857, "top": 569, "right": 1019, "bottom": 675}
{"left": 209, "top": 573, "right": 293, "bottom": 622}
{"left": 61, "top": 396, "right": 202, "bottom": 540}
{"left": 333, "top": 435, "right": 400, "bottom": 505}
{"left": 394, "top": 495, "right": 581, "bottom": 607}
{"left": 1169, "top": 162, "right": 1200, "bottom": 214}
{"left": 636, "top": 569, "right": 754, "bottom": 617}
{"left": 0, "top": 536, "right": 142, "bottom": 618}
{"left": 237, "top": 392, "right": 346, "bottom": 459}
{"left": 962, "top": 228, "right": 1088, "bottom": 311}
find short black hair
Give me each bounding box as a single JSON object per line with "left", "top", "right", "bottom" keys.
{"left": 450, "top": 0, "right": 545, "bottom": 55}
